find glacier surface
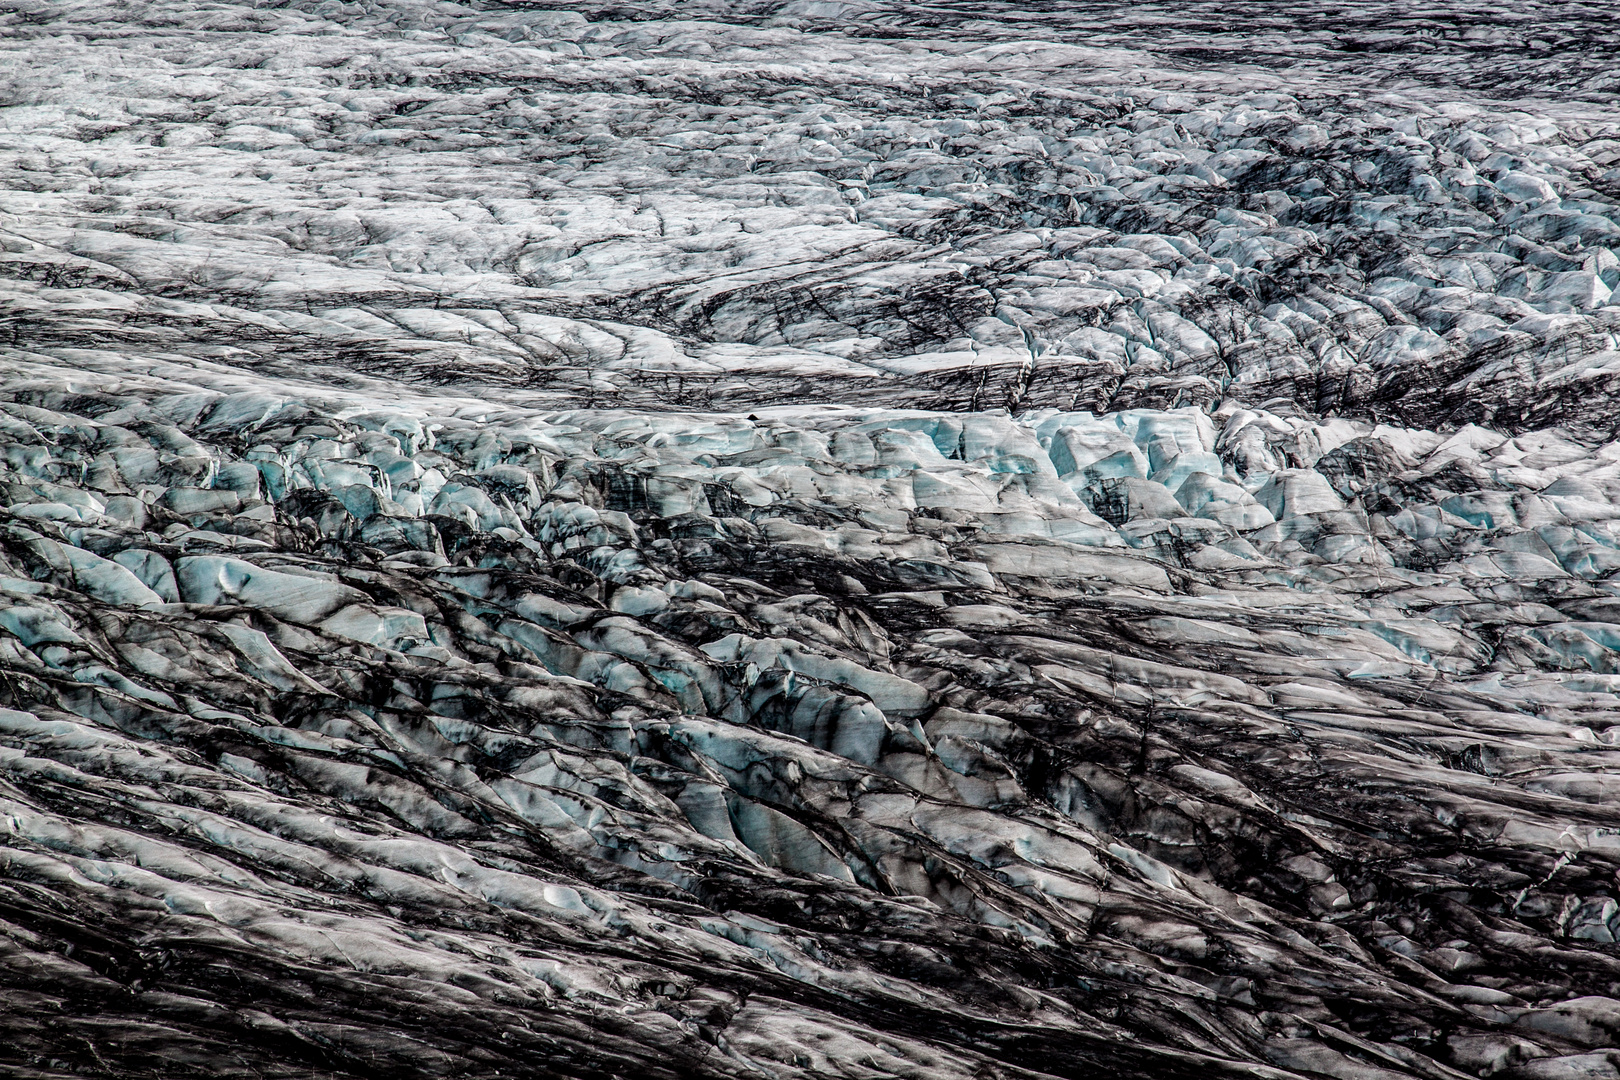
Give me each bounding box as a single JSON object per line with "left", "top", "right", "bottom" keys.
{"left": 5, "top": 2, "right": 1620, "bottom": 1078}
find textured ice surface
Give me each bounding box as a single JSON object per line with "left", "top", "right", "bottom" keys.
{"left": 6, "top": 2, "right": 1620, "bottom": 1079}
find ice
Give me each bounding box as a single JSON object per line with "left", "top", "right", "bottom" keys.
{"left": 5, "top": 1, "right": 1620, "bottom": 1078}
{"left": 176, "top": 556, "right": 367, "bottom": 622}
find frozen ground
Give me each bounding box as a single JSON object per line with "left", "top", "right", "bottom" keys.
{"left": 5, "top": 2, "right": 1620, "bottom": 1079}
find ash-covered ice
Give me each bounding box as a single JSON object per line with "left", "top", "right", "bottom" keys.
{"left": 5, "top": 3, "right": 1620, "bottom": 1079}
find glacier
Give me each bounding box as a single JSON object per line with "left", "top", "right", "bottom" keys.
{"left": 5, "top": 2, "right": 1620, "bottom": 1078}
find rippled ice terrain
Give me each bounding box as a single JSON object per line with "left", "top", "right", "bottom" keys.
{"left": 5, "top": 2, "right": 1620, "bottom": 1078}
